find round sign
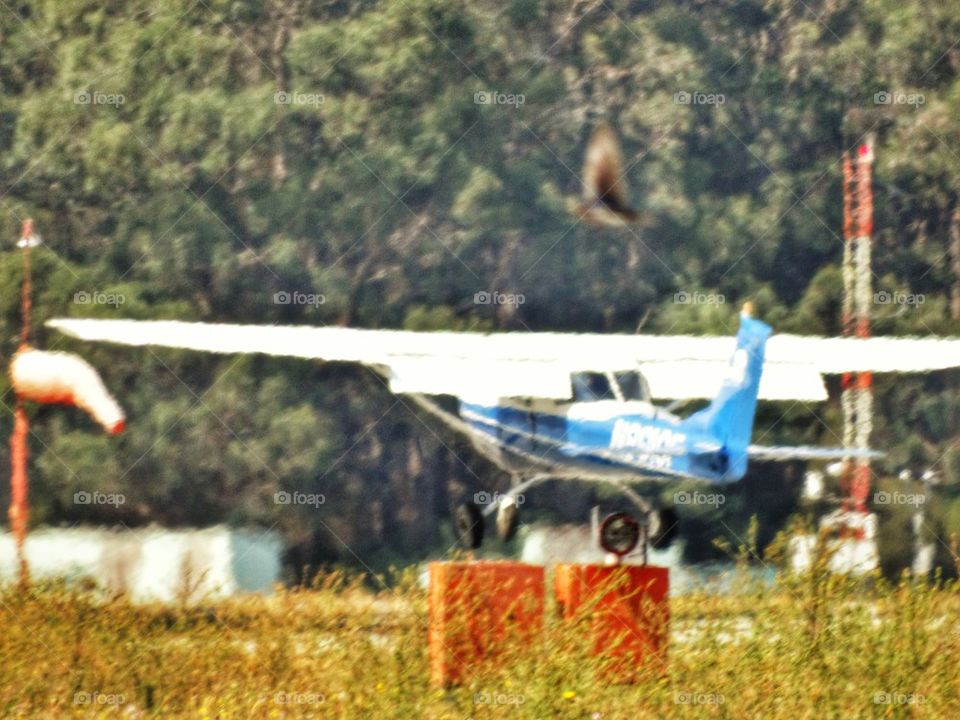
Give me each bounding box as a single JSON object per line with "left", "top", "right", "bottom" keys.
{"left": 599, "top": 512, "right": 640, "bottom": 557}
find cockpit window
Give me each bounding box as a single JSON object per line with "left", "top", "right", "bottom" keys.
{"left": 571, "top": 371, "right": 651, "bottom": 402}
{"left": 572, "top": 372, "right": 615, "bottom": 402}
{"left": 615, "top": 371, "right": 651, "bottom": 402}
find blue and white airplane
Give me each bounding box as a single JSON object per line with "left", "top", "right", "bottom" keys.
{"left": 47, "top": 307, "right": 960, "bottom": 549}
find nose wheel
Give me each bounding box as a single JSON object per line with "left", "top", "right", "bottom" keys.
{"left": 495, "top": 495, "right": 521, "bottom": 542}
{"left": 647, "top": 506, "right": 680, "bottom": 550}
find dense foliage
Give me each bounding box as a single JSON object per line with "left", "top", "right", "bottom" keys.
{"left": 0, "top": 0, "right": 958, "bottom": 573}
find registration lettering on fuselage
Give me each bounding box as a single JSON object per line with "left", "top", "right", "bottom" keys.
{"left": 626, "top": 451, "right": 673, "bottom": 469}
{"left": 609, "top": 419, "right": 687, "bottom": 454}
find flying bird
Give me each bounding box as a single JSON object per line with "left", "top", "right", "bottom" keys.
{"left": 570, "top": 123, "right": 643, "bottom": 227}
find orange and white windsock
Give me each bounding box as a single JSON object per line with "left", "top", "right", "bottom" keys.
{"left": 9, "top": 347, "right": 125, "bottom": 434}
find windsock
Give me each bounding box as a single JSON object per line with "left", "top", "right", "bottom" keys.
{"left": 9, "top": 347, "right": 125, "bottom": 434}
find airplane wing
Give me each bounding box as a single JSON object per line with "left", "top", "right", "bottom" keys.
{"left": 46, "top": 319, "right": 960, "bottom": 403}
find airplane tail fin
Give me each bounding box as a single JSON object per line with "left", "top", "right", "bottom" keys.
{"left": 683, "top": 307, "right": 772, "bottom": 464}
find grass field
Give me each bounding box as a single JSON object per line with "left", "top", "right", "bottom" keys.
{"left": 2, "top": 556, "right": 959, "bottom": 719}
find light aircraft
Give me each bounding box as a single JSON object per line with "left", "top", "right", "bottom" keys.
{"left": 47, "top": 306, "right": 960, "bottom": 551}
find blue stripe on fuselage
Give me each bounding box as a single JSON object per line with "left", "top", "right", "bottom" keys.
{"left": 459, "top": 401, "right": 743, "bottom": 483}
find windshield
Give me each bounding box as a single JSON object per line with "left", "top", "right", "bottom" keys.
{"left": 571, "top": 371, "right": 650, "bottom": 402}
{"left": 571, "top": 372, "right": 614, "bottom": 401}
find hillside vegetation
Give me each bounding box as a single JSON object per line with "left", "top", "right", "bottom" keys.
{"left": 0, "top": 0, "right": 958, "bottom": 572}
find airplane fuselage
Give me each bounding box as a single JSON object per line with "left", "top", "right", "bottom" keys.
{"left": 459, "top": 398, "right": 744, "bottom": 484}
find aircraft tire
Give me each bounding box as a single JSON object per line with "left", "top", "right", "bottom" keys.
{"left": 648, "top": 507, "right": 680, "bottom": 550}
{"left": 454, "top": 501, "right": 484, "bottom": 549}
{"left": 495, "top": 499, "right": 520, "bottom": 542}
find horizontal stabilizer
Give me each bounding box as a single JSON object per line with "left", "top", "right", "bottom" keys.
{"left": 748, "top": 445, "right": 884, "bottom": 461}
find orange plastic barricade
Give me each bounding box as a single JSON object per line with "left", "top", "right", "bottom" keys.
{"left": 554, "top": 564, "right": 668, "bottom": 683}
{"left": 428, "top": 561, "right": 544, "bottom": 687}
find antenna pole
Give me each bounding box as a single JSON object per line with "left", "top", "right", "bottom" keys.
{"left": 851, "top": 143, "right": 874, "bottom": 514}
{"left": 839, "top": 143, "right": 875, "bottom": 520}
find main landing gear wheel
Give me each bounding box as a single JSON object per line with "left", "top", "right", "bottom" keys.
{"left": 454, "top": 501, "right": 484, "bottom": 549}
{"left": 648, "top": 506, "right": 680, "bottom": 550}
{"left": 495, "top": 496, "right": 520, "bottom": 542}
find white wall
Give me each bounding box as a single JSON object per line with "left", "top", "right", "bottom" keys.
{"left": 0, "top": 525, "right": 283, "bottom": 602}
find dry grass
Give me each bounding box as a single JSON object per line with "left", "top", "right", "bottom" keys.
{"left": 1, "top": 563, "right": 959, "bottom": 718}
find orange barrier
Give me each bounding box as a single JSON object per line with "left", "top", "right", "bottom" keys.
{"left": 428, "top": 561, "right": 544, "bottom": 687}
{"left": 555, "top": 564, "right": 668, "bottom": 683}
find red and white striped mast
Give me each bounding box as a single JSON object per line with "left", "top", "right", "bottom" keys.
{"left": 840, "top": 142, "right": 874, "bottom": 517}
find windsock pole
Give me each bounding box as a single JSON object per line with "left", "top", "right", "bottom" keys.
{"left": 6, "top": 221, "right": 125, "bottom": 586}
{"left": 20, "top": 219, "right": 32, "bottom": 347}
{"left": 9, "top": 219, "right": 35, "bottom": 587}
{"left": 9, "top": 402, "right": 28, "bottom": 587}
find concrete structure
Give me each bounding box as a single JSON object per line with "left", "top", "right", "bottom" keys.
{"left": 0, "top": 525, "right": 282, "bottom": 602}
